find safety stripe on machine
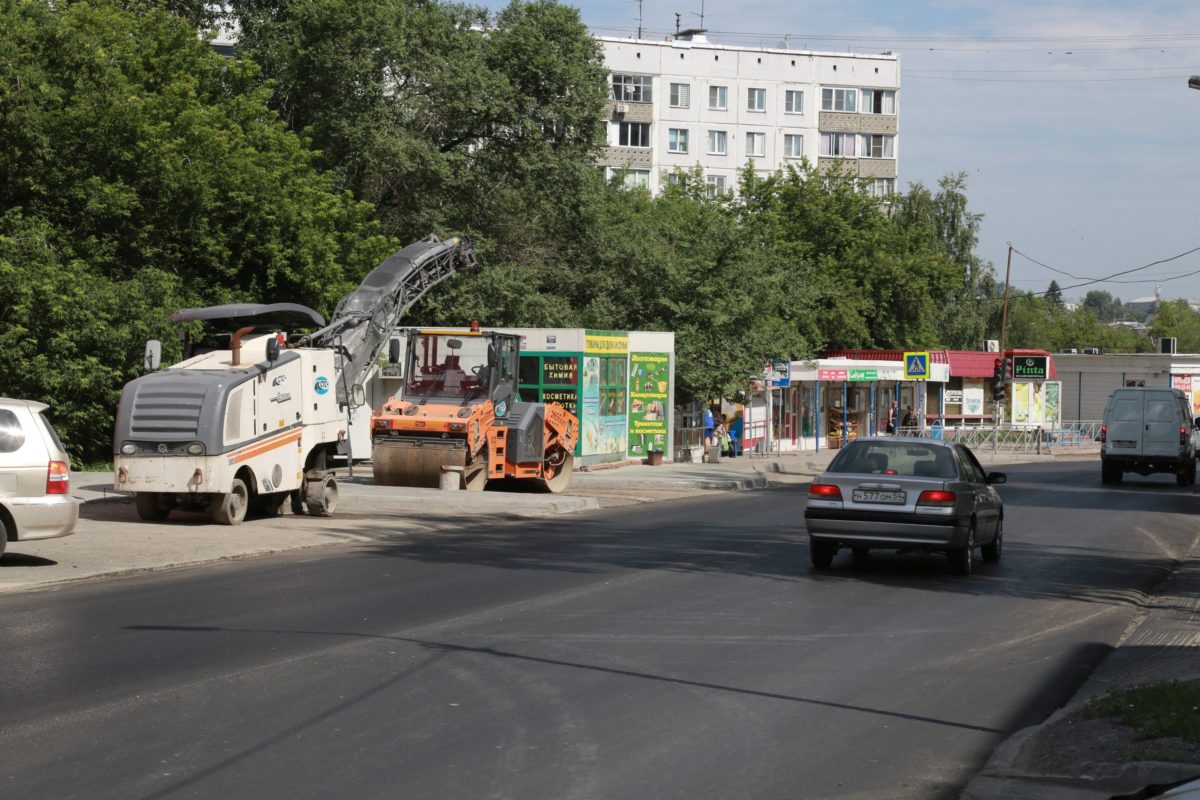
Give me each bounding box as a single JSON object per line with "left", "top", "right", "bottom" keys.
{"left": 227, "top": 429, "right": 303, "bottom": 465}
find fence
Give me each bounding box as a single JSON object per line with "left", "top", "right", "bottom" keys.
{"left": 895, "top": 420, "right": 1103, "bottom": 454}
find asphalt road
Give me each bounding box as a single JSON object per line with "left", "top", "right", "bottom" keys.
{"left": 1, "top": 460, "right": 1196, "bottom": 800}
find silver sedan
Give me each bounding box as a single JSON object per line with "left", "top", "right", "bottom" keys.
{"left": 803, "top": 437, "right": 1005, "bottom": 575}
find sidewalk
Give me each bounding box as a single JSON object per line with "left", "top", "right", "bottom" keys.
{"left": 961, "top": 548, "right": 1200, "bottom": 799}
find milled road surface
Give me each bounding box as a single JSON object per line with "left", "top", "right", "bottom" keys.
{"left": 0, "top": 461, "right": 1196, "bottom": 800}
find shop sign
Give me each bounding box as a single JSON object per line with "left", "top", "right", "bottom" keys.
{"left": 1173, "top": 374, "right": 1193, "bottom": 392}
{"left": 848, "top": 369, "right": 878, "bottom": 382}
{"left": 543, "top": 389, "right": 578, "bottom": 416}
{"left": 945, "top": 389, "right": 964, "bottom": 404}
{"left": 585, "top": 330, "right": 628, "bottom": 354}
{"left": 818, "top": 369, "right": 848, "bottom": 381}
{"left": 541, "top": 356, "right": 578, "bottom": 386}
{"left": 627, "top": 352, "right": 670, "bottom": 457}
{"left": 1013, "top": 356, "right": 1048, "bottom": 380}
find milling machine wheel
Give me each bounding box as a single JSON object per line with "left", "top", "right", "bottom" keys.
{"left": 210, "top": 478, "right": 249, "bottom": 526}
{"left": 537, "top": 448, "right": 574, "bottom": 493}
{"left": 305, "top": 474, "right": 339, "bottom": 516}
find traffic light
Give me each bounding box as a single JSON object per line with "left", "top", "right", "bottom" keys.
{"left": 1004, "top": 356, "right": 1014, "bottom": 379}
{"left": 993, "top": 358, "right": 1007, "bottom": 403}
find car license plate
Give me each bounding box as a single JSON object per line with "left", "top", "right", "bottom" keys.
{"left": 852, "top": 489, "right": 906, "bottom": 504}
{"left": 1113, "top": 440, "right": 1136, "bottom": 448}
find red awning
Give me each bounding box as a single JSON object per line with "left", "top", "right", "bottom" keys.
{"left": 823, "top": 348, "right": 1057, "bottom": 379}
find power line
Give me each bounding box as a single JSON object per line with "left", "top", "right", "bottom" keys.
{"left": 1012, "top": 245, "right": 1200, "bottom": 292}
{"left": 905, "top": 73, "right": 1193, "bottom": 83}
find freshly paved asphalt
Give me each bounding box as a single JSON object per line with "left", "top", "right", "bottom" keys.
{"left": 0, "top": 460, "right": 1196, "bottom": 800}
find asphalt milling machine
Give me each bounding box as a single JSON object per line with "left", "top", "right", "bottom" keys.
{"left": 371, "top": 325, "right": 579, "bottom": 493}
{"left": 112, "top": 235, "right": 477, "bottom": 525}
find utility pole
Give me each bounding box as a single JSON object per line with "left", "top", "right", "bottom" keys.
{"left": 994, "top": 243, "right": 1013, "bottom": 446}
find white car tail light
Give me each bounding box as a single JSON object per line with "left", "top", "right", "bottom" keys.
{"left": 46, "top": 460, "right": 69, "bottom": 494}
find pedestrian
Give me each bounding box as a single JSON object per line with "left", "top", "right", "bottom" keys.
{"left": 728, "top": 414, "right": 743, "bottom": 457}
{"left": 703, "top": 406, "right": 715, "bottom": 448}
{"left": 885, "top": 403, "right": 896, "bottom": 435}
{"left": 902, "top": 405, "right": 917, "bottom": 429}
{"left": 713, "top": 418, "right": 729, "bottom": 457}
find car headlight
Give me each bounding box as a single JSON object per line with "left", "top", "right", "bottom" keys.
{"left": 186, "top": 442, "right": 205, "bottom": 455}
{"left": 120, "top": 442, "right": 137, "bottom": 455}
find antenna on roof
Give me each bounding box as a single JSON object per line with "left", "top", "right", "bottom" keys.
{"left": 675, "top": 12, "right": 681, "bottom": 35}
{"left": 636, "top": 0, "right": 643, "bottom": 39}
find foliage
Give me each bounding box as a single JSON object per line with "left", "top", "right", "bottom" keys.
{"left": 1083, "top": 290, "right": 1144, "bottom": 323}
{"left": 0, "top": 0, "right": 391, "bottom": 462}
{"left": 1149, "top": 300, "right": 1200, "bottom": 353}
{"left": 998, "top": 292, "right": 1152, "bottom": 353}
{"left": 1086, "top": 680, "right": 1200, "bottom": 743}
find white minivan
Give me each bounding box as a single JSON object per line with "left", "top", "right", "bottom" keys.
{"left": 1100, "top": 387, "right": 1200, "bottom": 486}
{"left": 0, "top": 398, "right": 78, "bottom": 556}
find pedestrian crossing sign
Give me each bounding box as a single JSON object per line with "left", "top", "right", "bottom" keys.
{"left": 903, "top": 351, "right": 930, "bottom": 380}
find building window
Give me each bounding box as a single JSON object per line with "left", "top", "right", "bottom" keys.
{"left": 618, "top": 122, "right": 651, "bottom": 148}
{"left": 819, "top": 132, "right": 856, "bottom": 157}
{"left": 612, "top": 74, "right": 653, "bottom": 103}
{"left": 746, "top": 131, "right": 765, "bottom": 158}
{"left": 667, "top": 172, "right": 688, "bottom": 186}
{"left": 669, "top": 82, "right": 690, "bottom": 108}
{"left": 821, "top": 87, "right": 857, "bottom": 112}
{"left": 783, "top": 133, "right": 803, "bottom": 158}
{"left": 785, "top": 90, "right": 804, "bottom": 114}
{"left": 622, "top": 169, "right": 651, "bottom": 189}
{"left": 860, "top": 133, "right": 895, "bottom": 158}
{"left": 706, "top": 175, "right": 727, "bottom": 197}
{"left": 747, "top": 87, "right": 766, "bottom": 111}
{"left": 709, "top": 85, "right": 727, "bottom": 110}
{"left": 707, "top": 129, "right": 727, "bottom": 155}
{"left": 862, "top": 89, "right": 896, "bottom": 115}
{"left": 867, "top": 178, "right": 896, "bottom": 197}
{"left": 668, "top": 128, "right": 689, "bottom": 154}
{"left": 600, "top": 357, "right": 627, "bottom": 417}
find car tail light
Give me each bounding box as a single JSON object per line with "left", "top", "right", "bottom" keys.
{"left": 1182, "top": 426, "right": 1189, "bottom": 446}
{"left": 808, "top": 483, "right": 842, "bottom": 500}
{"left": 916, "top": 490, "right": 956, "bottom": 507}
{"left": 46, "top": 460, "right": 69, "bottom": 494}
{"left": 1100, "top": 424, "right": 1107, "bottom": 443}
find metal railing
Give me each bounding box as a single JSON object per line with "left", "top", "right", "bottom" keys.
{"left": 893, "top": 420, "right": 1103, "bottom": 454}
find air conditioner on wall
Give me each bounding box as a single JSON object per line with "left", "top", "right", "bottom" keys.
{"left": 983, "top": 340, "right": 1000, "bottom": 352}
{"left": 616, "top": 103, "right": 630, "bottom": 114}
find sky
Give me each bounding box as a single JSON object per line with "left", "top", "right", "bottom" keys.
{"left": 478, "top": 0, "right": 1200, "bottom": 305}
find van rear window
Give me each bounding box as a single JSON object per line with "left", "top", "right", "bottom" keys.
{"left": 1146, "top": 399, "right": 1175, "bottom": 422}
{"left": 1112, "top": 399, "right": 1140, "bottom": 422}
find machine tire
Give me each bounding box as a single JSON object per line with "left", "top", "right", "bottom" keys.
{"left": 810, "top": 540, "right": 836, "bottom": 569}
{"left": 1101, "top": 461, "right": 1122, "bottom": 485}
{"left": 982, "top": 517, "right": 1003, "bottom": 563}
{"left": 0, "top": 518, "right": 8, "bottom": 559}
{"left": 949, "top": 521, "right": 976, "bottom": 576}
{"left": 1177, "top": 464, "right": 1191, "bottom": 487}
{"left": 305, "top": 474, "right": 338, "bottom": 516}
{"left": 211, "top": 478, "right": 249, "bottom": 526}
{"left": 135, "top": 492, "right": 171, "bottom": 522}
{"left": 289, "top": 490, "right": 306, "bottom": 515}
{"left": 538, "top": 448, "right": 573, "bottom": 493}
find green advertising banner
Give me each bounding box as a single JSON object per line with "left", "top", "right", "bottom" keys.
{"left": 627, "top": 352, "right": 670, "bottom": 457}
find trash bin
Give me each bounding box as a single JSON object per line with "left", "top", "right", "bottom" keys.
{"left": 930, "top": 422, "right": 943, "bottom": 441}
{"left": 706, "top": 445, "right": 722, "bottom": 463}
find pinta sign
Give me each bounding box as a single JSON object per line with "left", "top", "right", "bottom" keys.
{"left": 1012, "top": 356, "right": 1048, "bottom": 380}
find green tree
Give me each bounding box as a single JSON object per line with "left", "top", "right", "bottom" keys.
{"left": 1047, "top": 280, "right": 1064, "bottom": 307}
{"left": 0, "top": 0, "right": 391, "bottom": 461}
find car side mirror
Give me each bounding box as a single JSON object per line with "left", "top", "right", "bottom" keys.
{"left": 987, "top": 471, "right": 1007, "bottom": 484}
{"left": 266, "top": 337, "right": 280, "bottom": 363}
{"left": 144, "top": 339, "right": 162, "bottom": 372}
{"left": 388, "top": 339, "right": 401, "bottom": 364}
{"left": 350, "top": 383, "right": 367, "bottom": 408}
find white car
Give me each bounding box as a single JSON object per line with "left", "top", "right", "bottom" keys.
{"left": 0, "top": 398, "right": 78, "bottom": 556}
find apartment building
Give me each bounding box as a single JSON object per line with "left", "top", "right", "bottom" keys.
{"left": 598, "top": 32, "right": 900, "bottom": 197}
